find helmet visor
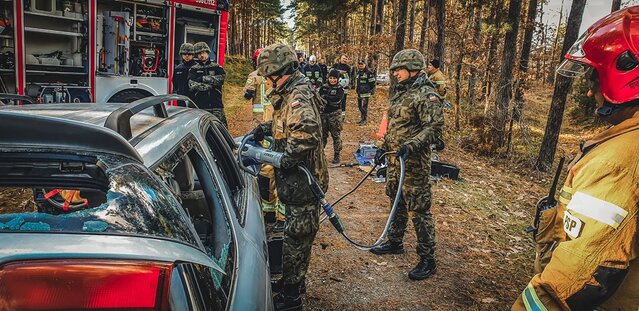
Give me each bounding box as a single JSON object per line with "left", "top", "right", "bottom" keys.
{"left": 556, "top": 59, "right": 592, "bottom": 78}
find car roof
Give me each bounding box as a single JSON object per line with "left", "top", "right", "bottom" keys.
{"left": 0, "top": 96, "right": 213, "bottom": 164}
{"left": 0, "top": 110, "right": 143, "bottom": 162}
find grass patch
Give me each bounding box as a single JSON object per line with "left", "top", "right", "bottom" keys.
{"left": 224, "top": 55, "right": 254, "bottom": 87}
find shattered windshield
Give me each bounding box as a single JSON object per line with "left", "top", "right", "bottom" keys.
{"left": 0, "top": 153, "right": 200, "bottom": 248}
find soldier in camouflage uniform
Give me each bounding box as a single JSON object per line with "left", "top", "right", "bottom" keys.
{"left": 252, "top": 43, "right": 328, "bottom": 310}
{"left": 188, "top": 42, "right": 228, "bottom": 127}
{"left": 369, "top": 49, "right": 444, "bottom": 281}
{"left": 320, "top": 69, "right": 345, "bottom": 164}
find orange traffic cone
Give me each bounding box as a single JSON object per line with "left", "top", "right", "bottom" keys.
{"left": 374, "top": 111, "right": 388, "bottom": 138}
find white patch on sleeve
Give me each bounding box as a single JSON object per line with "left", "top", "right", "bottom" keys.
{"left": 566, "top": 192, "right": 628, "bottom": 229}
{"left": 563, "top": 212, "right": 584, "bottom": 239}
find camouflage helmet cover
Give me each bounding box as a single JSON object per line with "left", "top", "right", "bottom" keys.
{"left": 390, "top": 49, "right": 426, "bottom": 71}
{"left": 179, "top": 43, "right": 194, "bottom": 54}
{"left": 193, "top": 42, "right": 211, "bottom": 54}
{"left": 257, "top": 43, "right": 299, "bottom": 76}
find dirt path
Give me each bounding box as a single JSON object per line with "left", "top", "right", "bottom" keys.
{"left": 227, "top": 88, "right": 549, "bottom": 310}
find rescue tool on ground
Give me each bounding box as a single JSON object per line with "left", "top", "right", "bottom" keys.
{"left": 238, "top": 134, "right": 407, "bottom": 251}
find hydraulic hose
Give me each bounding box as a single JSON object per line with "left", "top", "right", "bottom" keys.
{"left": 298, "top": 154, "right": 406, "bottom": 251}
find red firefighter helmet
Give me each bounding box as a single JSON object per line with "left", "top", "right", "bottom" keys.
{"left": 252, "top": 48, "right": 263, "bottom": 68}
{"left": 557, "top": 6, "right": 639, "bottom": 105}
{"left": 252, "top": 49, "right": 263, "bottom": 61}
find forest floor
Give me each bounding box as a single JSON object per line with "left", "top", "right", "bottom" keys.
{"left": 224, "top": 81, "right": 600, "bottom": 310}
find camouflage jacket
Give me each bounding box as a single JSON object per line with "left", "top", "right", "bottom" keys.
{"left": 258, "top": 71, "right": 328, "bottom": 205}
{"left": 381, "top": 72, "right": 444, "bottom": 160}
{"left": 188, "top": 59, "right": 225, "bottom": 109}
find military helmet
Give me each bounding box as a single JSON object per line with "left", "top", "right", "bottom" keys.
{"left": 179, "top": 43, "right": 194, "bottom": 55}
{"left": 194, "top": 42, "right": 211, "bottom": 54}
{"left": 257, "top": 43, "right": 299, "bottom": 76}
{"left": 390, "top": 49, "right": 426, "bottom": 71}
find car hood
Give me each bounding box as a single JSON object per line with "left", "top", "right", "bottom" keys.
{"left": 0, "top": 233, "right": 224, "bottom": 273}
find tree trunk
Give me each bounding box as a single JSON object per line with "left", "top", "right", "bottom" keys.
{"left": 370, "top": 0, "right": 377, "bottom": 37}
{"left": 390, "top": 0, "right": 410, "bottom": 97}
{"left": 375, "top": 0, "right": 385, "bottom": 34}
{"left": 535, "top": 0, "right": 587, "bottom": 172}
{"left": 489, "top": 0, "right": 523, "bottom": 151}
{"left": 513, "top": 0, "right": 538, "bottom": 121}
{"left": 408, "top": 0, "right": 417, "bottom": 42}
{"left": 433, "top": 0, "right": 445, "bottom": 61}
{"left": 611, "top": 0, "right": 621, "bottom": 12}
{"left": 392, "top": 0, "right": 399, "bottom": 33}
{"left": 419, "top": 0, "right": 430, "bottom": 51}
{"left": 481, "top": 0, "right": 505, "bottom": 104}
{"left": 454, "top": 56, "right": 462, "bottom": 130}
{"left": 468, "top": 4, "right": 482, "bottom": 104}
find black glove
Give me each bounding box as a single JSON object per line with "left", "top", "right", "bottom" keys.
{"left": 252, "top": 125, "right": 265, "bottom": 143}
{"left": 374, "top": 149, "right": 386, "bottom": 166}
{"left": 432, "top": 137, "right": 445, "bottom": 151}
{"left": 244, "top": 89, "right": 255, "bottom": 100}
{"left": 396, "top": 144, "right": 410, "bottom": 159}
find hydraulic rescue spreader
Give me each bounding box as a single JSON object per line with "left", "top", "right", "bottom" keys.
{"left": 238, "top": 134, "right": 406, "bottom": 250}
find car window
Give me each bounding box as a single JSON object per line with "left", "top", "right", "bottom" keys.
{"left": 153, "top": 136, "right": 235, "bottom": 302}
{"left": 0, "top": 152, "right": 200, "bottom": 248}
{"left": 204, "top": 122, "right": 246, "bottom": 224}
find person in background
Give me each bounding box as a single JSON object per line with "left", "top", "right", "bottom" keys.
{"left": 425, "top": 59, "right": 447, "bottom": 97}
{"left": 355, "top": 60, "right": 376, "bottom": 125}
{"left": 320, "top": 69, "right": 345, "bottom": 164}
{"left": 172, "top": 43, "right": 195, "bottom": 104}
{"left": 188, "top": 42, "right": 227, "bottom": 126}
{"left": 303, "top": 55, "right": 324, "bottom": 89}
{"left": 332, "top": 54, "right": 353, "bottom": 117}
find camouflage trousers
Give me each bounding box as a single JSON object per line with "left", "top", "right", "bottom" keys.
{"left": 321, "top": 110, "right": 343, "bottom": 155}
{"left": 282, "top": 201, "right": 320, "bottom": 285}
{"left": 386, "top": 158, "right": 436, "bottom": 259}
{"left": 206, "top": 108, "right": 228, "bottom": 128}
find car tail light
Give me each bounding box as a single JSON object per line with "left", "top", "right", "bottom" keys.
{"left": 0, "top": 260, "right": 172, "bottom": 310}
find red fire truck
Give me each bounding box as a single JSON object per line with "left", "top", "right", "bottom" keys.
{"left": 0, "top": 0, "right": 228, "bottom": 103}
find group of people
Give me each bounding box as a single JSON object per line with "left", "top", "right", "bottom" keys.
{"left": 170, "top": 7, "right": 639, "bottom": 310}
{"left": 242, "top": 43, "right": 445, "bottom": 311}
{"left": 172, "top": 41, "right": 228, "bottom": 126}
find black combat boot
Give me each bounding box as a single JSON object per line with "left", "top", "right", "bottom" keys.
{"left": 331, "top": 153, "right": 340, "bottom": 164}
{"left": 369, "top": 240, "right": 404, "bottom": 255}
{"left": 408, "top": 257, "right": 436, "bottom": 280}
{"left": 274, "top": 283, "right": 302, "bottom": 311}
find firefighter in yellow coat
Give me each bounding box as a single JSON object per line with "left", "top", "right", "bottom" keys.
{"left": 245, "top": 48, "right": 286, "bottom": 231}
{"left": 513, "top": 7, "right": 639, "bottom": 310}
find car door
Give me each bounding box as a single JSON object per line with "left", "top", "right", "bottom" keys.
{"left": 200, "top": 117, "right": 272, "bottom": 310}
{"left": 151, "top": 134, "right": 238, "bottom": 310}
